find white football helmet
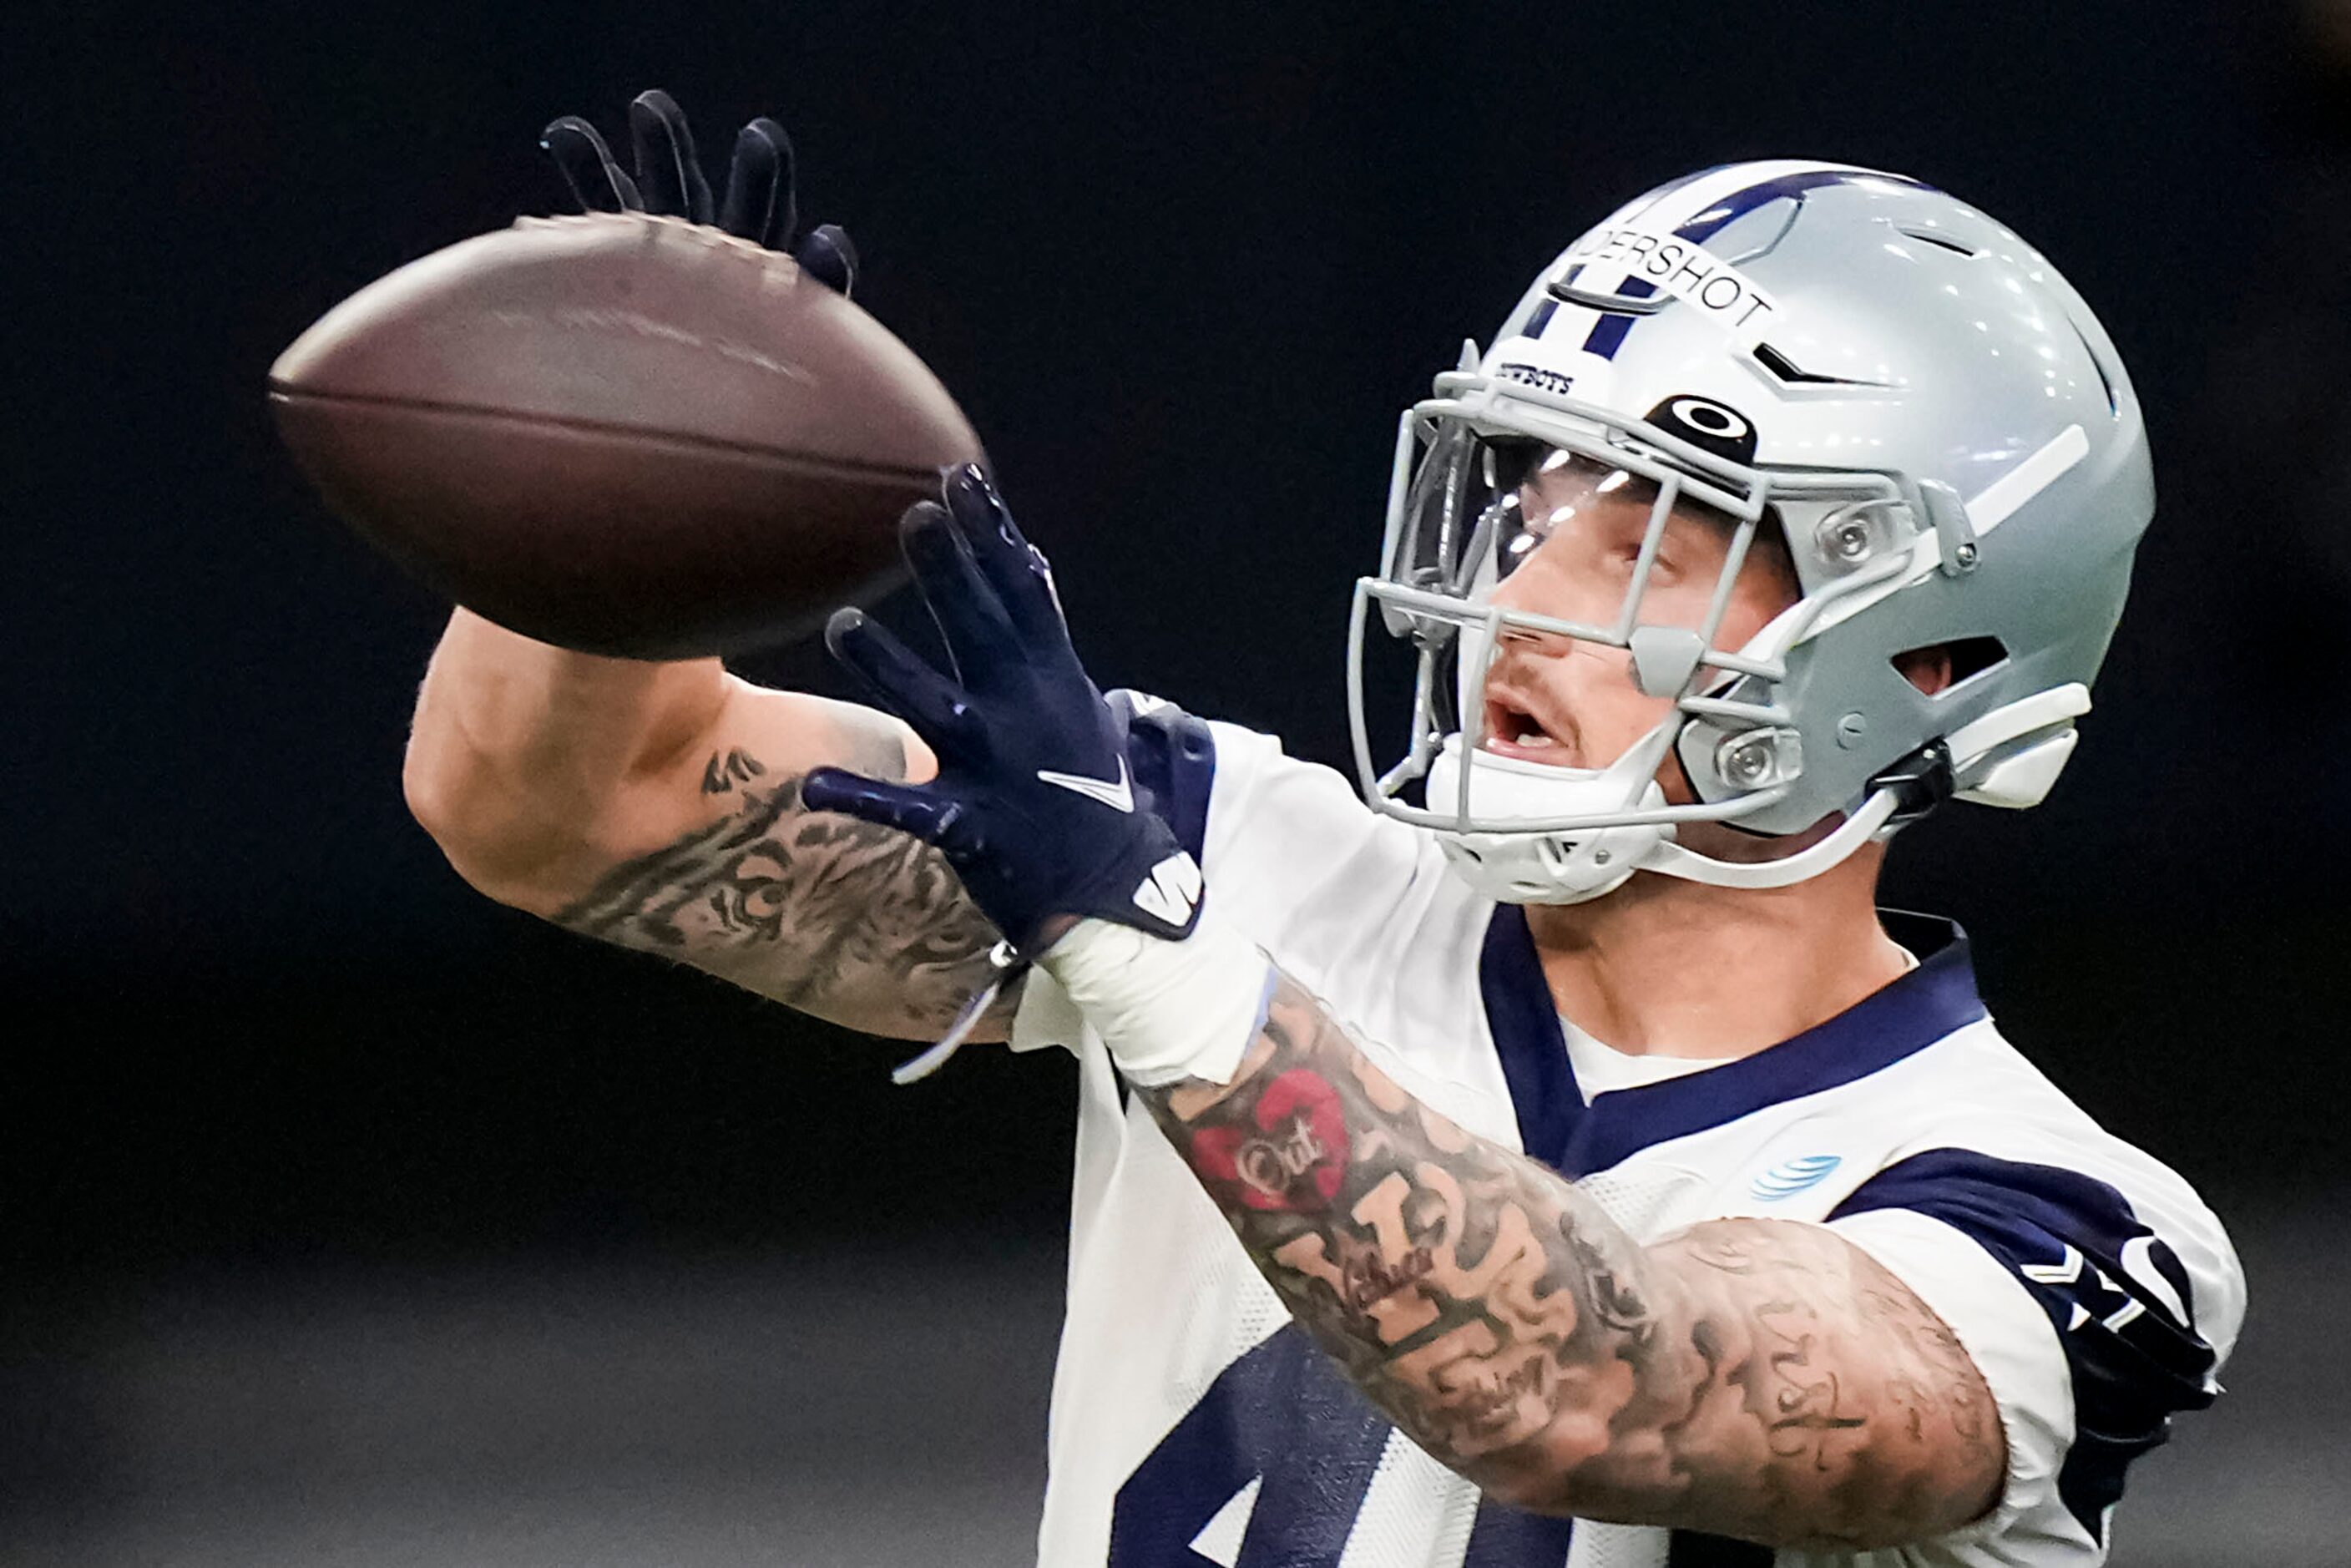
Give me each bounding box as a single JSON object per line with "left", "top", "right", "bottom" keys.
{"left": 1347, "top": 159, "right": 2152, "bottom": 904}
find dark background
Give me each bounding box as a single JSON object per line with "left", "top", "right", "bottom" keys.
{"left": 8, "top": 2, "right": 2348, "bottom": 1563}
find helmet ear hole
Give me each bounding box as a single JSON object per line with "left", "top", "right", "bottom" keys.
{"left": 1892, "top": 636, "right": 2007, "bottom": 696}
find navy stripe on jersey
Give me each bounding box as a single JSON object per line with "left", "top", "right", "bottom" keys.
{"left": 1666, "top": 1531, "right": 1774, "bottom": 1566}
{"left": 1484, "top": 910, "right": 1984, "bottom": 1177}
{"left": 1117, "top": 692, "right": 1216, "bottom": 862}
{"left": 1829, "top": 1150, "right": 2220, "bottom": 1545}
{"left": 1460, "top": 1499, "right": 1575, "bottom": 1565}
{"left": 1480, "top": 903, "right": 1585, "bottom": 1170}
{"left": 1109, "top": 1325, "right": 1391, "bottom": 1565}
{"left": 1112, "top": 1320, "right": 1611, "bottom": 1565}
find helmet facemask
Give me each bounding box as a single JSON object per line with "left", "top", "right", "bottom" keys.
{"left": 1347, "top": 365, "right": 1936, "bottom": 903}
{"left": 1347, "top": 164, "right": 2146, "bottom": 908}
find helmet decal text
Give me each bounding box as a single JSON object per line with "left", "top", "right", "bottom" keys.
{"left": 1555, "top": 226, "right": 1782, "bottom": 345}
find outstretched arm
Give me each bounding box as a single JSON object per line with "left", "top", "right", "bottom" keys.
{"left": 1129, "top": 966, "right": 2001, "bottom": 1548}
{"left": 407, "top": 609, "right": 1014, "bottom": 1040}
{"left": 399, "top": 93, "right": 1011, "bottom": 1042}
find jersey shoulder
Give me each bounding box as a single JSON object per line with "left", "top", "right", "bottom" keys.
{"left": 1859, "top": 1022, "right": 2239, "bottom": 1337}
{"left": 1813, "top": 1023, "right": 2244, "bottom": 1554}
{"left": 1800, "top": 1019, "right": 2244, "bottom": 1362}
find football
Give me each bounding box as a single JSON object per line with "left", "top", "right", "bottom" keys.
{"left": 269, "top": 211, "right": 983, "bottom": 658}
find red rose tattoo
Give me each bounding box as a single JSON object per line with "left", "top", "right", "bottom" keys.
{"left": 1187, "top": 1069, "right": 1350, "bottom": 1212}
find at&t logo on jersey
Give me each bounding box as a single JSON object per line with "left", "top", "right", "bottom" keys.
{"left": 1750, "top": 1153, "right": 1843, "bottom": 1202}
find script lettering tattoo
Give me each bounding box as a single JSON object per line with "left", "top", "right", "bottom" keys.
{"left": 1137, "top": 972, "right": 2004, "bottom": 1548}
{"left": 557, "top": 716, "right": 1012, "bottom": 1036}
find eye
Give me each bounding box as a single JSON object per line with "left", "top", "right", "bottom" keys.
{"left": 1602, "top": 521, "right": 1654, "bottom": 573}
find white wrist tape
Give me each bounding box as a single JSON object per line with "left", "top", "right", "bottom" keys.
{"left": 1037, "top": 914, "right": 1275, "bottom": 1087}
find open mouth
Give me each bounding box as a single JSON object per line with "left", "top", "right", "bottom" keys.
{"left": 1480, "top": 693, "right": 1573, "bottom": 761}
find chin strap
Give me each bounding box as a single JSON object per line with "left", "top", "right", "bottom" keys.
{"left": 1641, "top": 787, "right": 1902, "bottom": 889}
{"left": 1639, "top": 731, "right": 1960, "bottom": 891}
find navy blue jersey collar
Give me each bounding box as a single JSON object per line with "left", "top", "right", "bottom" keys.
{"left": 1479, "top": 907, "right": 1986, "bottom": 1176}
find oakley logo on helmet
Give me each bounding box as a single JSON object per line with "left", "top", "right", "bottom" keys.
{"left": 1646, "top": 395, "right": 1760, "bottom": 465}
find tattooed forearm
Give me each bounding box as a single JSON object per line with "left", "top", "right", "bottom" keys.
{"left": 557, "top": 733, "right": 1013, "bottom": 1039}
{"left": 1136, "top": 971, "right": 2002, "bottom": 1548}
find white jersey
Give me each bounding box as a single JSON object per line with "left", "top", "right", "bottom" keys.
{"left": 1007, "top": 698, "right": 2245, "bottom": 1568}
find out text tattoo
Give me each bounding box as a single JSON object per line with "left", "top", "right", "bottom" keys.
{"left": 557, "top": 716, "right": 1013, "bottom": 1037}
{"left": 1138, "top": 974, "right": 2003, "bottom": 1549}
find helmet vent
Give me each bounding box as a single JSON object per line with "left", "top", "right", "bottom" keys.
{"left": 2069, "top": 317, "right": 2121, "bottom": 415}
{"left": 1896, "top": 226, "right": 1979, "bottom": 258}
{"left": 1752, "top": 341, "right": 1884, "bottom": 388}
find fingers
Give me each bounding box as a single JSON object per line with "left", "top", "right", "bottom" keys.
{"left": 801, "top": 766, "right": 963, "bottom": 847}
{"left": 823, "top": 607, "right": 983, "bottom": 753}
{"left": 627, "top": 89, "right": 714, "bottom": 224}
{"left": 940, "top": 466, "right": 1069, "bottom": 648}
{"left": 548, "top": 98, "right": 821, "bottom": 258}
{"left": 898, "top": 500, "right": 1027, "bottom": 686}
{"left": 795, "top": 223, "right": 858, "bottom": 296}
{"left": 540, "top": 115, "right": 642, "bottom": 212}
{"left": 719, "top": 118, "right": 796, "bottom": 248}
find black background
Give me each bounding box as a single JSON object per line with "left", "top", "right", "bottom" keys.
{"left": 8, "top": 2, "right": 2348, "bottom": 1561}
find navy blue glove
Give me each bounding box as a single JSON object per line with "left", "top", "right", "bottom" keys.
{"left": 539, "top": 89, "right": 859, "bottom": 294}
{"left": 801, "top": 468, "right": 1204, "bottom": 958}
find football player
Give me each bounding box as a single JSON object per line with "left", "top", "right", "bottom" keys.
{"left": 405, "top": 99, "right": 2241, "bottom": 1566}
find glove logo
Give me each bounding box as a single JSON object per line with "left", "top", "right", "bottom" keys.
{"left": 1134, "top": 852, "right": 1203, "bottom": 927}
{"left": 1037, "top": 756, "right": 1135, "bottom": 814}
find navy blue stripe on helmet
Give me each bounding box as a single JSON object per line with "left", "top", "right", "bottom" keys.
{"left": 1580, "top": 311, "right": 1637, "bottom": 358}
{"left": 1678, "top": 165, "right": 1925, "bottom": 245}
{"left": 1588, "top": 165, "right": 1924, "bottom": 360}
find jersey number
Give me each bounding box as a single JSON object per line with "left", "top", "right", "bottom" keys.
{"left": 1108, "top": 1325, "right": 1575, "bottom": 1566}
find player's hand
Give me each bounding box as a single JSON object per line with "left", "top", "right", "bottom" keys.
{"left": 801, "top": 468, "right": 1205, "bottom": 958}
{"left": 539, "top": 88, "right": 859, "bottom": 295}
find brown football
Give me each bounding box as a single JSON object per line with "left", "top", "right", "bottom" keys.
{"left": 268, "top": 211, "right": 983, "bottom": 658}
